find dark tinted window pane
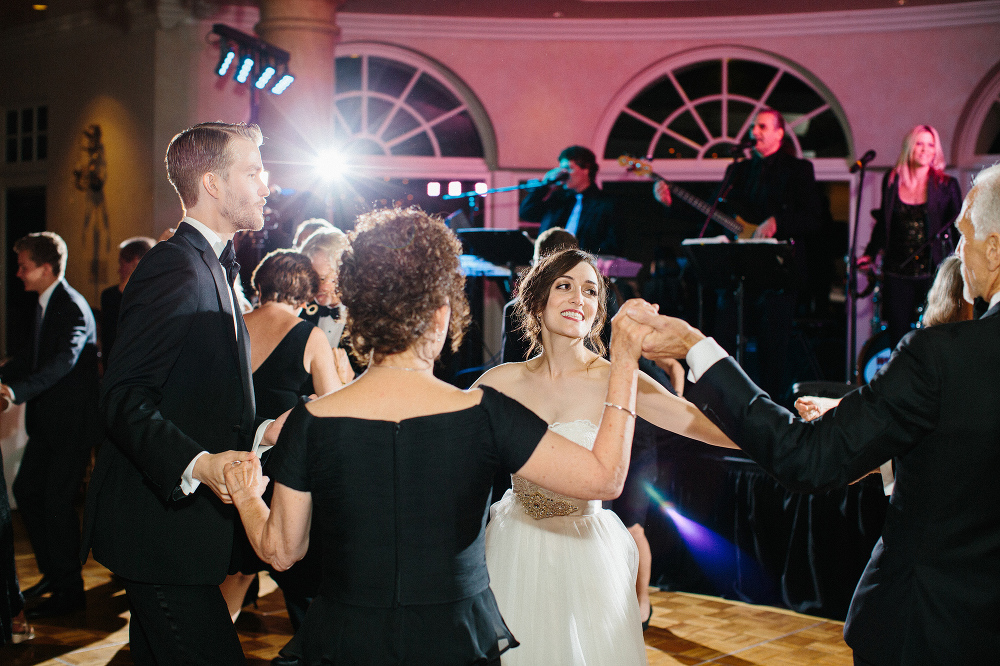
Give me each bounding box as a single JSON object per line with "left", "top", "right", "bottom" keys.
{"left": 367, "top": 57, "right": 416, "bottom": 98}
{"left": 604, "top": 113, "right": 657, "bottom": 160}
{"left": 36, "top": 106, "right": 47, "bottom": 132}
{"left": 766, "top": 73, "right": 824, "bottom": 114}
{"left": 6, "top": 137, "right": 16, "bottom": 162}
{"left": 976, "top": 101, "right": 1000, "bottom": 154}
{"left": 406, "top": 73, "right": 459, "bottom": 122}
{"left": 668, "top": 110, "right": 707, "bottom": 144}
{"left": 335, "top": 56, "right": 362, "bottom": 93}
{"left": 694, "top": 100, "right": 722, "bottom": 138}
{"left": 627, "top": 79, "right": 683, "bottom": 125}
{"left": 382, "top": 108, "right": 421, "bottom": 142}
{"left": 674, "top": 61, "right": 721, "bottom": 101}
{"left": 21, "top": 136, "right": 32, "bottom": 161}
{"left": 390, "top": 131, "right": 433, "bottom": 156}
{"left": 728, "top": 59, "right": 779, "bottom": 100}
{"left": 796, "top": 108, "right": 849, "bottom": 158}
{"left": 21, "top": 108, "right": 33, "bottom": 134}
{"left": 727, "top": 100, "right": 756, "bottom": 140}
{"left": 653, "top": 134, "right": 698, "bottom": 159}
{"left": 36, "top": 134, "right": 47, "bottom": 160}
{"left": 434, "top": 111, "right": 483, "bottom": 157}
{"left": 6, "top": 110, "right": 17, "bottom": 136}
{"left": 336, "top": 96, "right": 363, "bottom": 135}
{"left": 367, "top": 97, "right": 395, "bottom": 133}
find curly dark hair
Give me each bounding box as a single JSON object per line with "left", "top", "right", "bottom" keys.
{"left": 514, "top": 248, "right": 607, "bottom": 359}
{"left": 338, "top": 207, "right": 471, "bottom": 364}
{"left": 251, "top": 249, "right": 319, "bottom": 306}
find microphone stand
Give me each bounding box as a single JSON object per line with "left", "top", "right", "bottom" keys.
{"left": 846, "top": 164, "right": 871, "bottom": 384}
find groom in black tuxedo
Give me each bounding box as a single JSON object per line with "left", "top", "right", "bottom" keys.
{"left": 0, "top": 231, "right": 99, "bottom": 618}
{"left": 630, "top": 163, "right": 1000, "bottom": 665}
{"left": 83, "top": 122, "right": 280, "bottom": 664}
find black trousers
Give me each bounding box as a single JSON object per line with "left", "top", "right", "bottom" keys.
{"left": 882, "top": 273, "right": 932, "bottom": 350}
{"left": 12, "top": 429, "right": 91, "bottom": 592}
{"left": 125, "top": 580, "right": 245, "bottom": 665}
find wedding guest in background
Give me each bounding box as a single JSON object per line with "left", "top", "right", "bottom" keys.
{"left": 0, "top": 232, "right": 99, "bottom": 619}
{"left": 298, "top": 228, "right": 353, "bottom": 385}
{"left": 220, "top": 248, "right": 340, "bottom": 625}
{"left": 99, "top": 236, "right": 154, "bottom": 370}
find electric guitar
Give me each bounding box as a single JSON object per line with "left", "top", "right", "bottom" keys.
{"left": 618, "top": 154, "right": 759, "bottom": 240}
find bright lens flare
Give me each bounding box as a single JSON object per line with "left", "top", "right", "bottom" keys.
{"left": 314, "top": 150, "right": 346, "bottom": 181}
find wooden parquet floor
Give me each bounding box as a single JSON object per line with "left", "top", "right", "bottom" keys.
{"left": 5, "top": 515, "right": 852, "bottom": 665}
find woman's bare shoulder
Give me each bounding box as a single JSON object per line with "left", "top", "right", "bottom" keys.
{"left": 473, "top": 361, "right": 530, "bottom": 391}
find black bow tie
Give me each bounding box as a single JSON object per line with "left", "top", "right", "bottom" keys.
{"left": 220, "top": 240, "right": 240, "bottom": 285}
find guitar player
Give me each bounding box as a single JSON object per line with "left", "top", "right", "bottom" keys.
{"left": 654, "top": 108, "right": 825, "bottom": 402}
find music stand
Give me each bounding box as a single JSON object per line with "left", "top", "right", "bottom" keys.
{"left": 681, "top": 239, "right": 794, "bottom": 364}
{"left": 456, "top": 229, "right": 535, "bottom": 268}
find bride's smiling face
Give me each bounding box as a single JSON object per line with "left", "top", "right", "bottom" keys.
{"left": 541, "top": 261, "right": 601, "bottom": 339}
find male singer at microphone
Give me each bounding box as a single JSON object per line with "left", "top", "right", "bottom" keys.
{"left": 655, "top": 109, "right": 824, "bottom": 401}
{"left": 519, "top": 145, "right": 618, "bottom": 255}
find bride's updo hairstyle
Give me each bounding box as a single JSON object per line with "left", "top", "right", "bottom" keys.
{"left": 338, "top": 207, "right": 470, "bottom": 364}
{"left": 514, "top": 248, "right": 607, "bottom": 359}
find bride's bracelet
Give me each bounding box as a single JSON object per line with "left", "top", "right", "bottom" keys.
{"left": 604, "top": 402, "right": 637, "bottom": 419}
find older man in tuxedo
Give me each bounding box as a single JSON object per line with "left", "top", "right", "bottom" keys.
{"left": 0, "top": 232, "right": 99, "bottom": 618}
{"left": 83, "top": 122, "right": 281, "bottom": 664}
{"left": 632, "top": 163, "right": 1000, "bottom": 665}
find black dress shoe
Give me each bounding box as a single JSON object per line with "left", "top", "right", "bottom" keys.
{"left": 26, "top": 590, "right": 86, "bottom": 618}
{"left": 271, "top": 654, "right": 302, "bottom": 666}
{"left": 21, "top": 577, "right": 54, "bottom": 600}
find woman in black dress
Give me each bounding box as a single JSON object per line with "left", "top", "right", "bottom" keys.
{"left": 224, "top": 207, "right": 653, "bottom": 664}
{"left": 220, "top": 249, "right": 339, "bottom": 623}
{"left": 860, "top": 124, "right": 963, "bottom": 348}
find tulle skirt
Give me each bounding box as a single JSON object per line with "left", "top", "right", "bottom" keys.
{"left": 486, "top": 489, "right": 647, "bottom": 665}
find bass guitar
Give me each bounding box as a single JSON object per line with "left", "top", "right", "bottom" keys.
{"left": 618, "top": 154, "right": 759, "bottom": 239}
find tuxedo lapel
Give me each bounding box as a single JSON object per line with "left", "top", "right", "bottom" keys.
{"left": 174, "top": 224, "right": 254, "bottom": 417}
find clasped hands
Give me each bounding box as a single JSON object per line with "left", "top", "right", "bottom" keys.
{"left": 193, "top": 450, "right": 269, "bottom": 505}
{"left": 615, "top": 299, "right": 707, "bottom": 364}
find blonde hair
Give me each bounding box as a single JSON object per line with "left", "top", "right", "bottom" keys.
{"left": 920, "top": 255, "right": 968, "bottom": 327}
{"left": 299, "top": 227, "right": 349, "bottom": 267}
{"left": 892, "top": 124, "right": 947, "bottom": 190}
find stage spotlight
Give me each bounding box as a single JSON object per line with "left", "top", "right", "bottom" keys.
{"left": 235, "top": 55, "right": 255, "bottom": 84}
{"left": 314, "top": 149, "right": 347, "bottom": 181}
{"left": 427, "top": 182, "right": 441, "bottom": 197}
{"left": 254, "top": 65, "right": 276, "bottom": 90}
{"left": 217, "top": 45, "right": 236, "bottom": 76}
{"left": 271, "top": 74, "right": 294, "bottom": 95}
{"left": 448, "top": 181, "right": 462, "bottom": 197}
{"left": 474, "top": 182, "right": 488, "bottom": 195}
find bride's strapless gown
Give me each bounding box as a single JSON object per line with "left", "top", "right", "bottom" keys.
{"left": 486, "top": 420, "right": 648, "bottom": 665}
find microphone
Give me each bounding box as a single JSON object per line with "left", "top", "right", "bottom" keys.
{"left": 545, "top": 170, "right": 570, "bottom": 184}
{"left": 850, "top": 150, "right": 876, "bottom": 173}
{"left": 730, "top": 137, "right": 756, "bottom": 156}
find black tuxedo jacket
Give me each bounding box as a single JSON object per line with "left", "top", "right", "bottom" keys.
{"left": 0, "top": 280, "right": 99, "bottom": 438}
{"left": 687, "top": 304, "right": 1000, "bottom": 664}
{"left": 520, "top": 183, "right": 617, "bottom": 255}
{"left": 83, "top": 222, "right": 256, "bottom": 585}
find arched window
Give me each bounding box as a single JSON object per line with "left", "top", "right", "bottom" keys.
{"left": 954, "top": 59, "right": 1000, "bottom": 170}
{"left": 598, "top": 47, "right": 852, "bottom": 165}
{"left": 333, "top": 43, "right": 496, "bottom": 166}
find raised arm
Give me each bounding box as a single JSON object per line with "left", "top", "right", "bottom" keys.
{"left": 635, "top": 372, "right": 737, "bottom": 449}
{"left": 513, "top": 300, "right": 652, "bottom": 499}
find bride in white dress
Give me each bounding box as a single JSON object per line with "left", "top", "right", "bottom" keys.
{"left": 476, "top": 249, "right": 736, "bottom": 665}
